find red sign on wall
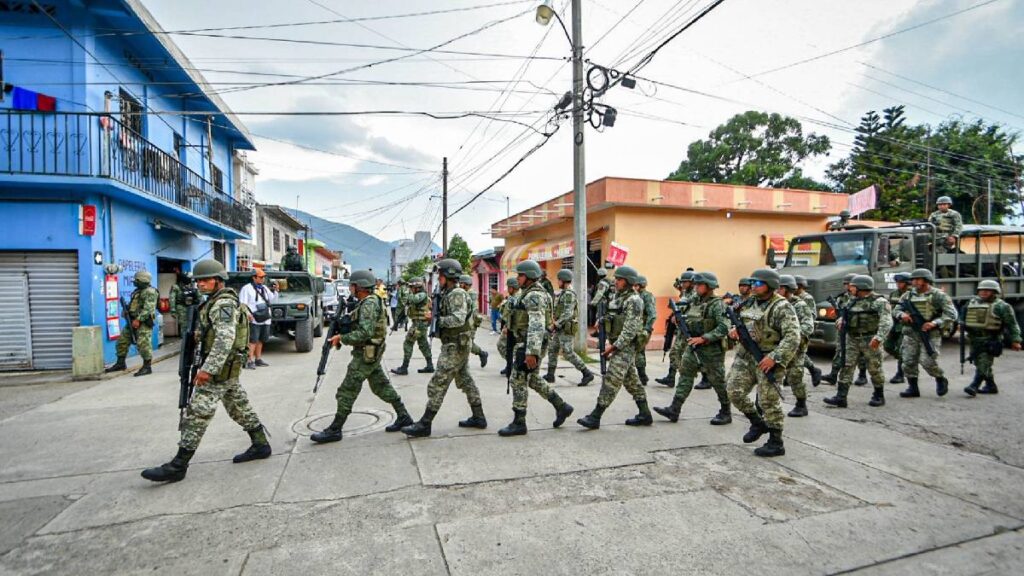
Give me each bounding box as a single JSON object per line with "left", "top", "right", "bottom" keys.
{"left": 606, "top": 242, "right": 629, "bottom": 266}
{"left": 79, "top": 204, "right": 97, "bottom": 236}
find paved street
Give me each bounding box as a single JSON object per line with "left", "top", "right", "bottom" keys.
{"left": 1, "top": 328, "right": 1023, "bottom": 575}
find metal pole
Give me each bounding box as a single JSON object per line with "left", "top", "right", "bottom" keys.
{"left": 987, "top": 178, "right": 992, "bottom": 224}
{"left": 571, "top": 0, "right": 587, "bottom": 354}
{"left": 442, "top": 156, "right": 449, "bottom": 255}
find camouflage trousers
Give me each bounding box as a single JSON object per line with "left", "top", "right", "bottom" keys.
{"left": 595, "top": 342, "right": 646, "bottom": 409}
{"left": 511, "top": 343, "right": 564, "bottom": 412}
{"left": 546, "top": 332, "right": 587, "bottom": 373}
{"left": 784, "top": 341, "right": 808, "bottom": 401}
{"left": 900, "top": 329, "right": 944, "bottom": 379}
{"left": 727, "top": 351, "right": 784, "bottom": 430}
{"left": 831, "top": 341, "right": 865, "bottom": 375}
{"left": 115, "top": 325, "right": 153, "bottom": 361}
{"left": 674, "top": 344, "right": 728, "bottom": 407}
{"left": 470, "top": 339, "right": 483, "bottom": 357}
{"left": 335, "top": 348, "right": 401, "bottom": 417}
{"left": 635, "top": 331, "right": 651, "bottom": 371}
{"left": 497, "top": 330, "right": 508, "bottom": 360}
{"left": 838, "top": 334, "right": 885, "bottom": 396}
{"left": 179, "top": 377, "right": 262, "bottom": 451}
{"left": 173, "top": 308, "right": 188, "bottom": 336}
{"left": 883, "top": 327, "right": 903, "bottom": 359}
{"left": 969, "top": 337, "right": 1001, "bottom": 378}
{"left": 403, "top": 320, "right": 432, "bottom": 364}
{"left": 426, "top": 336, "right": 482, "bottom": 412}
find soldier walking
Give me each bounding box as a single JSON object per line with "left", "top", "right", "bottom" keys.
{"left": 726, "top": 269, "right": 801, "bottom": 458}
{"left": 544, "top": 269, "right": 595, "bottom": 386}
{"left": 458, "top": 275, "right": 489, "bottom": 368}
{"left": 393, "top": 279, "right": 409, "bottom": 331}
{"left": 656, "top": 270, "right": 697, "bottom": 386}
{"left": 391, "top": 278, "right": 434, "bottom": 375}
{"left": 106, "top": 269, "right": 159, "bottom": 377}
{"left": 884, "top": 273, "right": 911, "bottom": 383}
{"left": 893, "top": 268, "right": 958, "bottom": 398}
{"left": 498, "top": 277, "right": 520, "bottom": 377}
{"left": 962, "top": 280, "right": 1022, "bottom": 396}
{"left": 823, "top": 275, "right": 893, "bottom": 408}
{"left": 821, "top": 274, "right": 868, "bottom": 386}
{"left": 498, "top": 261, "right": 574, "bottom": 436}
{"left": 402, "top": 259, "right": 487, "bottom": 437}
{"left": 793, "top": 275, "right": 822, "bottom": 387}
{"left": 578, "top": 266, "right": 652, "bottom": 430}
{"left": 778, "top": 275, "right": 814, "bottom": 417}
{"left": 168, "top": 268, "right": 193, "bottom": 338}
{"left": 634, "top": 275, "right": 657, "bottom": 386}
{"left": 653, "top": 272, "right": 732, "bottom": 426}
{"left": 141, "top": 260, "right": 270, "bottom": 482}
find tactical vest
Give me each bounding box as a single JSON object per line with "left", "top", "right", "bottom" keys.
{"left": 604, "top": 290, "right": 635, "bottom": 341}
{"left": 511, "top": 284, "right": 547, "bottom": 338}
{"left": 438, "top": 288, "right": 473, "bottom": 342}
{"left": 847, "top": 295, "right": 885, "bottom": 335}
{"left": 406, "top": 291, "right": 429, "bottom": 321}
{"left": 355, "top": 294, "right": 388, "bottom": 346}
{"left": 555, "top": 288, "right": 578, "bottom": 335}
{"left": 965, "top": 299, "right": 1003, "bottom": 331}
{"left": 130, "top": 286, "right": 158, "bottom": 325}
{"left": 909, "top": 291, "right": 937, "bottom": 320}
{"left": 932, "top": 212, "right": 957, "bottom": 234}
{"left": 740, "top": 295, "right": 785, "bottom": 352}
{"left": 199, "top": 289, "right": 249, "bottom": 381}
{"left": 684, "top": 296, "right": 719, "bottom": 334}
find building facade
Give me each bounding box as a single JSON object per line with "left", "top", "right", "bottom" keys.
{"left": 0, "top": 0, "right": 255, "bottom": 370}
{"left": 391, "top": 231, "right": 434, "bottom": 282}
{"left": 253, "top": 205, "right": 306, "bottom": 271}
{"left": 233, "top": 152, "right": 259, "bottom": 271}
{"left": 470, "top": 248, "right": 505, "bottom": 315}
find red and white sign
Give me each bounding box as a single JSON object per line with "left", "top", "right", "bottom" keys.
{"left": 79, "top": 204, "right": 97, "bottom": 236}
{"left": 606, "top": 241, "right": 629, "bottom": 266}
{"left": 847, "top": 185, "right": 878, "bottom": 217}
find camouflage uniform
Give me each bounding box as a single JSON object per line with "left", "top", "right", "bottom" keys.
{"left": 591, "top": 277, "right": 613, "bottom": 310}
{"left": 401, "top": 290, "right": 432, "bottom": 367}
{"left": 662, "top": 293, "right": 730, "bottom": 416}
{"left": 394, "top": 283, "right": 410, "bottom": 329}
{"left": 893, "top": 286, "right": 957, "bottom": 381}
{"left": 169, "top": 281, "right": 188, "bottom": 336}
{"left": 333, "top": 293, "right": 405, "bottom": 417}
{"left": 497, "top": 289, "right": 518, "bottom": 361}
{"left": 115, "top": 282, "right": 159, "bottom": 361}
{"left": 425, "top": 286, "right": 482, "bottom": 412}
{"left": 796, "top": 288, "right": 818, "bottom": 375}
{"left": 635, "top": 286, "right": 657, "bottom": 383}
{"left": 963, "top": 296, "right": 1022, "bottom": 380}
{"left": 466, "top": 289, "right": 484, "bottom": 358}
{"left": 929, "top": 208, "right": 963, "bottom": 253}
{"left": 179, "top": 289, "right": 263, "bottom": 451}
{"left": 667, "top": 287, "right": 698, "bottom": 379}
{"left": 836, "top": 294, "right": 893, "bottom": 397}
{"left": 508, "top": 283, "right": 570, "bottom": 416}
{"left": 547, "top": 287, "right": 588, "bottom": 373}
{"left": 783, "top": 294, "right": 815, "bottom": 402}
{"left": 594, "top": 287, "right": 647, "bottom": 410}
{"left": 884, "top": 286, "right": 909, "bottom": 379}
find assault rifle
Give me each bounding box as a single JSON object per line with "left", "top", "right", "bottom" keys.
{"left": 596, "top": 301, "right": 607, "bottom": 375}
{"left": 177, "top": 304, "right": 201, "bottom": 431}
{"left": 667, "top": 299, "right": 701, "bottom": 367}
{"left": 119, "top": 295, "right": 137, "bottom": 345}
{"left": 428, "top": 286, "right": 441, "bottom": 339}
{"left": 314, "top": 298, "right": 357, "bottom": 393}
{"left": 898, "top": 299, "right": 938, "bottom": 358}
{"left": 723, "top": 300, "right": 784, "bottom": 399}
{"left": 504, "top": 329, "right": 514, "bottom": 394}
{"left": 827, "top": 296, "right": 851, "bottom": 367}
{"left": 662, "top": 317, "right": 676, "bottom": 361}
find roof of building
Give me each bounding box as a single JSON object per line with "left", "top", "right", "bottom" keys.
{"left": 259, "top": 205, "right": 307, "bottom": 231}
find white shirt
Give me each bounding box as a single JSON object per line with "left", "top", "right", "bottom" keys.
{"left": 239, "top": 281, "right": 277, "bottom": 325}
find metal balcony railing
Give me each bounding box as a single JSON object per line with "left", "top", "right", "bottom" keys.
{"left": 0, "top": 110, "right": 251, "bottom": 234}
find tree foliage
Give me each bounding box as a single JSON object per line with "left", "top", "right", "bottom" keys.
{"left": 447, "top": 234, "right": 473, "bottom": 273}
{"left": 401, "top": 256, "right": 432, "bottom": 282}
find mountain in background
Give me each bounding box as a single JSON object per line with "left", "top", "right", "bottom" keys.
{"left": 285, "top": 208, "right": 439, "bottom": 275}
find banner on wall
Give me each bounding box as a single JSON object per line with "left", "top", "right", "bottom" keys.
{"left": 606, "top": 242, "right": 629, "bottom": 266}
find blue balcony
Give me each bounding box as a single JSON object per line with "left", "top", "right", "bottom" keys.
{"left": 0, "top": 110, "right": 250, "bottom": 236}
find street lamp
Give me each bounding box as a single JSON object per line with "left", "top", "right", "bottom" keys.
{"left": 535, "top": 0, "right": 554, "bottom": 25}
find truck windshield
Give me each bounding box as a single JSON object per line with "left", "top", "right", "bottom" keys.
{"left": 267, "top": 276, "right": 312, "bottom": 293}
{"left": 786, "top": 234, "right": 874, "bottom": 267}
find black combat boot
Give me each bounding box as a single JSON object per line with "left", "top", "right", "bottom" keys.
{"left": 401, "top": 409, "right": 436, "bottom": 437}
{"left": 868, "top": 388, "right": 885, "bottom": 407}
{"left": 310, "top": 413, "right": 346, "bottom": 443}
{"left": 578, "top": 369, "right": 595, "bottom": 387}
{"left": 854, "top": 368, "right": 867, "bottom": 386}
{"left": 807, "top": 363, "right": 822, "bottom": 388}
{"left": 936, "top": 376, "right": 949, "bottom": 397}
{"left": 742, "top": 412, "right": 768, "bottom": 444}
{"left": 500, "top": 366, "right": 510, "bottom": 376}
{"left": 823, "top": 393, "right": 847, "bottom": 408}
{"left": 637, "top": 366, "right": 649, "bottom": 387}
{"left": 390, "top": 362, "right": 409, "bottom": 376}
{"left": 889, "top": 362, "right": 905, "bottom": 384}
{"left": 963, "top": 373, "right": 983, "bottom": 397}
{"left": 498, "top": 409, "right": 528, "bottom": 437}
{"left": 710, "top": 404, "right": 732, "bottom": 425}
{"left": 900, "top": 377, "right": 921, "bottom": 398}
{"left": 979, "top": 376, "right": 999, "bottom": 395}
{"left": 105, "top": 357, "right": 127, "bottom": 373}
{"left": 458, "top": 403, "right": 488, "bottom": 429}
{"left": 543, "top": 367, "right": 556, "bottom": 383}
{"left": 655, "top": 368, "right": 676, "bottom": 387}
{"left": 417, "top": 360, "right": 435, "bottom": 374}
{"left": 479, "top": 350, "right": 488, "bottom": 368}
{"left": 577, "top": 404, "right": 605, "bottom": 429}
{"left": 787, "top": 398, "right": 809, "bottom": 417}
{"left": 653, "top": 397, "right": 683, "bottom": 423}
{"left": 141, "top": 447, "right": 194, "bottom": 482}
{"left": 551, "top": 394, "right": 574, "bottom": 428}
{"left": 753, "top": 429, "right": 785, "bottom": 457}
{"left": 694, "top": 375, "right": 711, "bottom": 390}
{"left": 386, "top": 401, "right": 415, "bottom": 432}
{"left": 233, "top": 426, "right": 272, "bottom": 462}
{"left": 625, "top": 400, "right": 653, "bottom": 426}
{"left": 820, "top": 368, "right": 838, "bottom": 385}
{"left": 133, "top": 360, "right": 152, "bottom": 377}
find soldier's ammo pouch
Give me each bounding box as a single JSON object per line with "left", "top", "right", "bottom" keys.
{"left": 605, "top": 302, "right": 626, "bottom": 340}
{"left": 199, "top": 290, "right": 249, "bottom": 381}
{"left": 847, "top": 296, "right": 884, "bottom": 336}
{"left": 744, "top": 297, "right": 784, "bottom": 352}
{"left": 360, "top": 343, "right": 385, "bottom": 363}
{"left": 965, "top": 301, "right": 1003, "bottom": 331}
{"left": 513, "top": 344, "right": 537, "bottom": 373}
{"left": 909, "top": 293, "right": 936, "bottom": 320}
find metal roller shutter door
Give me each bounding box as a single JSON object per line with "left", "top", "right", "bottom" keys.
{"left": 0, "top": 273, "right": 32, "bottom": 369}
{"left": 0, "top": 252, "right": 80, "bottom": 370}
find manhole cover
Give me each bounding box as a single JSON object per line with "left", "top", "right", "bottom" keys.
{"left": 292, "top": 408, "right": 394, "bottom": 438}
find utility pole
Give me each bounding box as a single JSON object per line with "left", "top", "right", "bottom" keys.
{"left": 570, "top": 0, "right": 587, "bottom": 354}
{"left": 987, "top": 178, "right": 992, "bottom": 224}
{"left": 442, "top": 156, "right": 449, "bottom": 255}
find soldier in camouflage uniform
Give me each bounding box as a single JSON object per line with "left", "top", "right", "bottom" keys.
{"left": 311, "top": 270, "right": 412, "bottom": 443}
{"left": 539, "top": 269, "right": 556, "bottom": 298}
{"left": 459, "top": 275, "right": 489, "bottom": 368}
{"left": 962, "top": 280, "right": 1022, "bottom": 396}
{"left": 894, "top": 268, "right": 958, "bottom": 398}
{"left": 821, "top": 274, "right": 867, "bottom": 386}
{"left": 498, "top": 261, "right": 575, "bottom": 436}
{"left": 391, "top": 279, "right": 434, "bottom": 375}
{"left": 403, "top": 259, "right": 487, "bottom": 437}
{"left": 794, "top": 275, "right": 823, "bottom": 388}
{"left": 929, "top": 196, "right": 963, "bottom": 254}
{"left": 726, "top": 269, "right": 801, "bottom": 458}
{"left": 168, "top": 269, "right": 193, "bottom": 338}
{"left": 634, "top": 275, "right": 657, "bottom": 386}
{"left": 654, "top": 272, "right": 732, "bottom": 426}
{"left": 106, "top": 269, "right": 160, "bottom": 377}
{"left": 590, "top": 263, "right": 616, "bottom": 312}
{"left": 778, "top": 275, "right": 814, "bottom": 417}
{"left": 544, "top": 269, "right": 595, "bottom": 386}
{"left": 498, "top": 277, "right": 519, "bottom": 376}
{"left": 656, "top": 270, "right": 697, "bottom": 386}
{"left": 578, "top": 266, "right": 652, "bottom": 430}
{"left": 393, "top": 279, "right": 409, "bottom": 331}
{"left": 824, "top": 275, "right": 893, "bottom": 408}
{"left": 141, "top": 260, "right": 270, "bottom": 483}
{"left": 885, "top": 273, "right": 911, "bottom": 383}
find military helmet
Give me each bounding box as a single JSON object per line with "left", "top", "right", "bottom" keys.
{"left": 738, "top": 277, "right": 753, "bottom": 286}
{"left": 694, "top": 271, "right": 719, "bottom": 289}
{"left": 637, "top": 275, "right": 648, "bottom": 286}
{"left": 851, "top": 275, "right": 874, "bottom": 290}
{"left": 506, "top": 277, "right": 519, "bottom": 289}
{"left": 894, "top": 273, "right": 910, "bottom": 283}
{"left": 350, "top": 269, "right": 376, "bottom": 289}
{"left": 409, "top": 278, "right": 424, "bottom": 287}
{"left": 778, "top": 274, "right": 798, "bottom": 290}
{"left": 794, "top": 275, "right": 809, "bottom": 288}
{"left": 557, "top": 269, "right": 573, "bottom": 282}
{"left": 750, "top": 268, "right": 781, "bottom": 290}
{"left": 133, "top": 270, "right": 152, "bottom": 284}
{"left": 839, "top": 210, "right": 851, "bottom": 218}
{"left": 458, "top": 274, "right": 472, "bottom": 286}
{"left": 842, "top": 273, "right": 856, "bottom": 284}
{"left": 192, "top": 259, "right": 228, "bottom": 281}
{"left": 436, "top": 258, "right": 463, "bottom": 279}
{"left": 614, "top": 265, "right": 639, "bottom": 285}
{"left": 679, "top": 270, "right": 695, "bottom": 282}
{"left": 910, "top": 268, "right": 934, "bottom": 283}
{"left": 977, "top": 279, "right": 1001, "bottom": 293}
{"left": 936, "top": 196, "right": 953, "bottom": 205}
{"left": 515, "top": 259, "right": 543, "bottom": 280}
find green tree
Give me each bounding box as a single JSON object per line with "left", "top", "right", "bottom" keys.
{"left": 401, "top": 256, "right": 432, "bottom": 282}
{"left": 447, "top": 234, "right": 473, "bottom": 273}
{"left": 668, "top": 110, "right": 831, "bottom": 189}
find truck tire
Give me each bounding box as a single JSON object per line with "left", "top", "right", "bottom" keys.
{"left": 313, "top": 312, "right": 324, "bottom": 337}
{"left": 295, "top": 318, "right": 314, "bottom": 352}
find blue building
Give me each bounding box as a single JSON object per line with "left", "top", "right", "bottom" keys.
{"left": 0, "top": 0, "right": 255, "bottom": 370}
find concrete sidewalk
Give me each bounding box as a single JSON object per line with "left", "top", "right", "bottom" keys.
{"left": 1, "top": 328, "right": 1022, "bottom": 575}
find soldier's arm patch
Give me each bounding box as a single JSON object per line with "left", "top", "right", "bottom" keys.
{"left": 218, "top": 304, "right": 236, "bottom": 322}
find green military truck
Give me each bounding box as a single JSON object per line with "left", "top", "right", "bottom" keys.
{"left": 777, "top": 222, "right": 1024, "bottom": 348}
{"left": 228, "top": 270, "right": 325, "bottom": 352}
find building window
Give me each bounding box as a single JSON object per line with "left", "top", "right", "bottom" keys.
{"left": 272, "top": 228, "right": 281, "bottom": 252}
{"left": 213, "top": 242, "right": 225, "bottom": 266}
{"left": 210, "top": 164, "right": 224, "bottom": 193}
{"left": 118, "top": 89, "right": 143, "bottom": 136}
{"left": 285, "top": 233, "right": 291, "bottom": 248}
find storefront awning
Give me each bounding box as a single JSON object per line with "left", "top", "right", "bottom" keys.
{"left": 499, "top": 241, "right": 541, "bottom": 273}
{"left": 525, "top": 237, "right": 574, "bottom": 262}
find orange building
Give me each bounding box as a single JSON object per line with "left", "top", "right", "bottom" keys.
{"left": 492, "top": 177, "right": 849, "bottom": 341}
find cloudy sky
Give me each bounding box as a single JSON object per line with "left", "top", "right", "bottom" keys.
{"left": 145, "top": 0, "right": 1024, "bottom": 251}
